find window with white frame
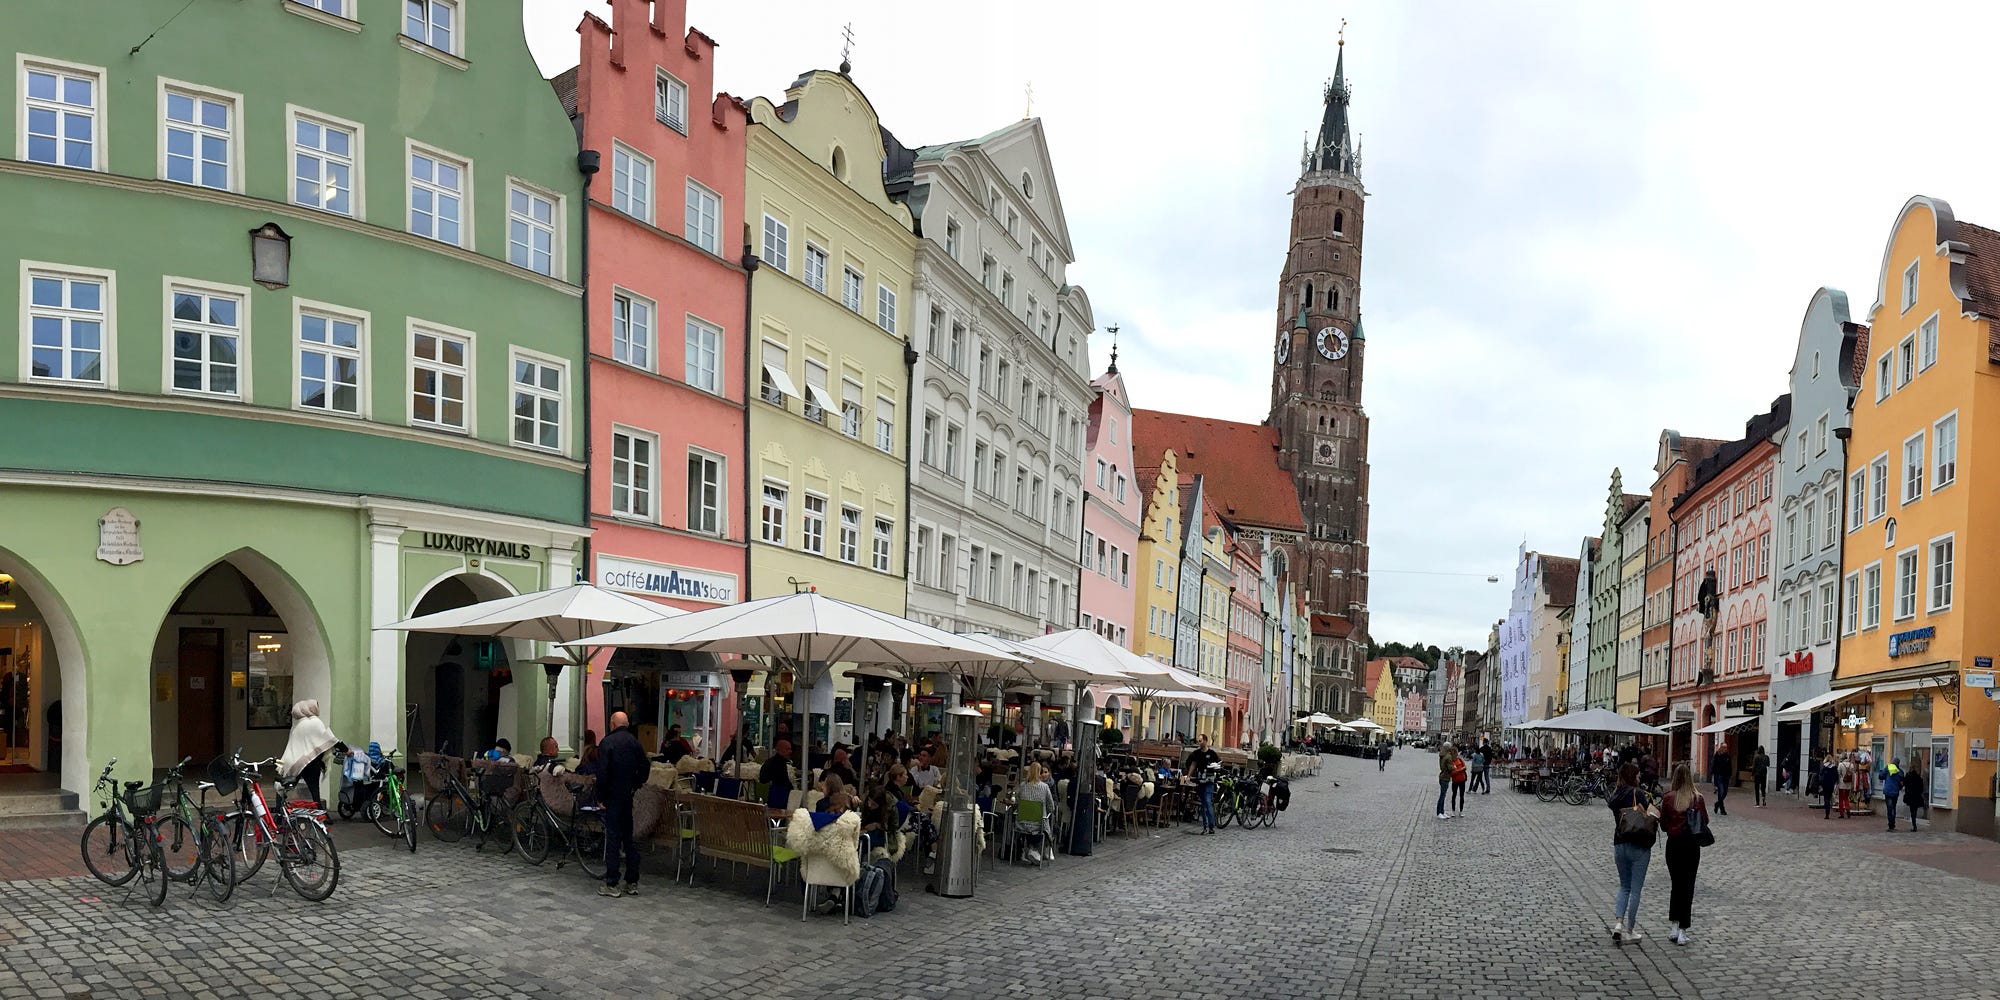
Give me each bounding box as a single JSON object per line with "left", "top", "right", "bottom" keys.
{"left": 1115, "top": 474, "right": 1127, "bottom": 503}
{"left": 291, "top": 112, "right": 356, "bottom": 215}
{"left": 944, "top": 423, "right": 961, "bottom": 476}
{"left": 24, "top": 267, "right": 108, "bottom": 385}
{"left": 799, "top": 495, "right": 826, "bottom": 554}
{"left": 948, "top": 323, "right": 965, "bottom": 371}
{"left": 1875, "top": 355, "right": 1891, "bottom": 402}
{"left": 1848, "top": 470, "right": 1866, "bottom": 531}
{"left": 1929, "top": 535, "right": 1954, "bottom": 612}
{"left": 841, "top": 266, "right": 863, "bottom": 313}
{"left": 980, "top": 254, "right": 994, "bottom": 289}
{"left": 1095, "top": 459, "right": 1107, "bottom": 488}
{"left": 1894, "top": 548, "right": 1918, "bottom": 621}
{"left": 875, "top": 397, "right": 894, "bottom": 452}
{"left": 944, "top": 218, "right": 960, "bottom": 259}
{"left": 687, "top": 449, "right": 723, "bottom": 535}
{"left": 611, "top": 290, "right": 653, "bottom": 370}
{"left": 684, "top": 315, "right": 721, "bottom": 393}
{"left": 876, "top": 285, "right": 897, "bottom": 334}
{"left": 163, "top": 86, "right": 236, "bottom": 191}
{"left": 937, "top": 533, "right": 955, "bottom": 590}
{"left": 22, "top": 60, "right": 101, "bottom": 170}
{"left": 403, "top": 0, "right": 458, "bottom": 53}
{"left": 1843, "top": 572, "right": 1859, "bottom": 635}
{"left": 655, "top": 70, "right": 688, "bottom": 134}
{"left": 507, "top": 183, "right": 557, "bottom": 276}
{"left": 837, "top": 506, "right": 860, "bottom": 563}
{"left": 1898, "top": 336, "right": 1915, "bottom": 388}
{"left": 1868, "top": 456, "right": 1888, "bottom": 520}
{"left": 1901, "top": 260, "right": 1918, "bottom": 312}
{"left": 1902, "top": 432, "right": 1925, "bottom": 503}
{"left": 1821, "top": 487, "right": 1838, "bottom": 550}
{"left": 410, "top": 326, "right": 469, "bottom": 430}
{"left": 510, "top": 354, "right": 565, "bottom": 451}
{"left": 974, "top": 443, "right": 991, "bottom": 493}
{"left": 1818, "top": 581, "right": 1836, "bottom": 645}
{"left": 679, "top": 179, "right": 720, "bottom": 254}
{"left": 408, "top": 145, "right": 467, "bottom": 245}
{"left": 297, "top": 307, "right": 362, "bottom": 414}
{"left": 611, "top": 144, "right": 652, "bottom": 224}
{"left": 1815, "top": 414, "right": 1828, "bottom": 454}
{"left": 839, "top": 379, "right": 862, "bottom": 437}
{"left": 1933, "top": 413, "right": 1957, "bottom": 489}
{"left": 760, "top": 483, "right": 787, "bottom": 545}
{"left": 803, "top": 359, "right": 831, "bottom": 423}
{"left": 1000, "top": 271, "right": 1014, "bottom": 308}
{"left": 803, "top": 244, "right": 827, "bottom": 294}
{"left": 299, "top": 0, "right": 349, "bottom": 15}
{"left": 759, "top": 340, "right": 790, "bottom": 406}
{"left": 920, "top": 411, "right": 938, "bottom": 467}
{"left": 1777, "top": 598, "right": 1792, "bottom": 650}
{"left": 1919, "top": 315, "right": 1938, "bottom": 371}
{"left": 168, "top": 284, "right": 244, "bottom": 397}
{"left": 610, "top": 428, "right": 656, "bottom": 520}
{"left": 760, "top": 214, "right": 789, "bottom": 272}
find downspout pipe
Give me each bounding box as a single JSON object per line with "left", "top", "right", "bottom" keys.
{"left": 575, "top": 147, "right": 600, "bottom": 747}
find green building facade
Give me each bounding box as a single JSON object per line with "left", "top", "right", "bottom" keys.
{"left": 0, "top": 0, "right": 588, "bottom": 793}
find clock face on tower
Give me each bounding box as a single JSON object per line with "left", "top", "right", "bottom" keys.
{"left": 1316, "top": 326, "right": 1349, "bottom": 360}
{"left": 1276, "top": 335, "right": 1291, "bottom": 363}
{"left": 1314, "top": 439, "right": 1337, "bottom": 466}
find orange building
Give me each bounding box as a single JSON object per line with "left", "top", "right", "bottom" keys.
{"left": 1641, "top": 432, "right": 1727, "bottom": 751}
{"left": 1831, "top": 196, "right": 2000, "bottom": 839}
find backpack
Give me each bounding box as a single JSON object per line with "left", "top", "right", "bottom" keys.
{"left": 852, "top": 861, "right": 888, "bottom": 918}
{"left": 871, "top": 857, "right": 898, "bottom": 912}
{"left": 1272, "top": 778, "right": 1292, "bottom": 811}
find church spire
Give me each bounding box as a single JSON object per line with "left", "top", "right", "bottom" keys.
{"left": 1309, "top": 23, "right": 1357, "bottom": 177}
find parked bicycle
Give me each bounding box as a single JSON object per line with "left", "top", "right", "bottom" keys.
{"left": 1210, "top": 769, "right": 1244, "bottom": 829}
{"left": 215, "top": 750, "right": 340, "bottom": 901}
{"left": 424, "top": 748, "right": 518, "bottom": 853}
{"left": 154, "top": 757, "right": 236, "bottom": 904}
{"left": 359, "top": 748, "right": 417, "bottom": 853}
{"left": 79, "top": 757, "right": 168, "bottom": 906}
{"left": 511, "top": 770, "right": 606, "bottom": 879}
{"left": 1239, "top": 773, "right": 1281, "bottom": 828}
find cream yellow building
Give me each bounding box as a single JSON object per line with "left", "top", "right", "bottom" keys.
{"left": 1132, "top": 450, "right": 1181, "bottom": 665}
{"left": 746, "top": 70, "right": 916, "bottom": 744}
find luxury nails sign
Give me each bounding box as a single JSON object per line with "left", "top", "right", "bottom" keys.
{"left": 597, "top": 555, "right": 736, "bottom": 605}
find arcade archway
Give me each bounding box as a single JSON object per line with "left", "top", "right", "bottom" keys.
{"left": 403, "top": 572, "right": 517, "bottom": 756}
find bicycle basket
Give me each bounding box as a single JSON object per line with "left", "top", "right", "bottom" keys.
{"left": 477, "top": 760, "right": 519, "bottom": 800}
{"left": 417, "top": 752, "right": 466, "bottom": 792}
{"left": 123, "top": 782, "right": 167, "bottom": 818}
{"left": 205, "top": 755, "right": 242, "bottom": 798}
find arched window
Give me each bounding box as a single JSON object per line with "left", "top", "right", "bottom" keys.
{"left": 1303, "top": 282, "right": 1314, "bottom": 309}
{"left": 1328, "top": 287, "right": 1340, "bottom": 311}
{"left": 1333, "top": 210, "right": 1344, "bottom": 234}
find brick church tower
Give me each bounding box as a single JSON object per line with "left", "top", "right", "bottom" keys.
{"left": 1270, "top": 35, "right": 1371, "bottom": 636}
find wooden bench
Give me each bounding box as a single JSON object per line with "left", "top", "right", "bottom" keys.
{"left": 685, "top": 793, "right": 798, "bottom": 905}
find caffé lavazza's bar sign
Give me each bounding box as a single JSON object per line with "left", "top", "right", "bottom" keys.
{"left": 421, "top": 533, "right": 536, "bottom": 561}
{"left": 597, "top": 555, "right": 736, "bottom": 605}
{"left": 1888, "top": 626, "right": 1935, "bottom": 658}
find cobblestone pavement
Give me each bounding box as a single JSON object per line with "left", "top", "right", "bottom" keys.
{"left": 2, "top": 751, "right": 1998, "bottom": 999}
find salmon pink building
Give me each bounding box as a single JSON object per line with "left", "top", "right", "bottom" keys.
{"left": 556, "top": 0, "right": 748, "bottom": 753}
{"left": 1081, "top": 354, "right": 1139, "bottom": 648}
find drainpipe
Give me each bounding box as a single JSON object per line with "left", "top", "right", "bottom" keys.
{"left": 575, "top": 148, "right": 600, "bottom": 748}
{"left": 740, "top": 242, "right": 759, "bottom": 603}
{"left": 902, "top": 337, "right": 917, "bottom": 612}
{"left": 1667, "top": 514, "right": 1680, "bottom": 768}
{"left": 1831, "top": 423, "right": 1852, "bottom": 774}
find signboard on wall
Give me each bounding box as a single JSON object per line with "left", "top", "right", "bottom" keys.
{"left": 1888, "top": 626, "right": 1935, "bottom": 658}
{"left": 596, "top": 555, "right": 736, "bottom": 606}
{"left": 1931, "top": 735, "right": 1953, "bottom": 808}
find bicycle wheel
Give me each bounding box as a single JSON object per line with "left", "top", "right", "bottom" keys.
{"left": 572, "top": 814, "right": 607, "bottom": 880}
{"left": 156, "top": 813, "right": 200, "bottom": 881}
{"left": 1564, "top": 779, "right": 1590, "bottom": 806}
{"left": 234, "top": 815, "right": 272, "bottom": 883}
{"left": 1535, "top": 775, "right": 1560, "bottom": 803}
{"left": 426, "top": 791, "right": 470, "bottom": 843}
{"left": 516, "top": 809, "right": 551, "bottom": 865}
{"left": 1233, "top": 792, "right": 1257, "bottom": 828}
{"left": 481, "top": 797, "right": 516, "bottom": 855}
{"left": 140, "top": 824, "right": 169, "bottom": 908}
{"left": 200, "top": 819, "right": 236, "bottom": 904}
{"left": 81, "top": 815, "right": 140, "bottom": 887}
{"left": 280, "top": 817, "right": 340, "bottom": 902}
{"left": 371, "top": 786, "right": 401, "bottom": 837}
{"left": 1213, "top": 787, "right": 1236, "bottom": 828}
{"left": 401, "top": 798, "right": 417, "bottom": 853}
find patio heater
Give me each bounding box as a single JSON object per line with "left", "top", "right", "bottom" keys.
{"left": 1067, "top": 718, "right": 1102, "bottom": 857}
{"left": 541, "top": 660, "right": 563, "bottom": 746}
{"left": 728, "top": 665, "right": 755, "bottom": 775}
{"left": 936, "top": 705, "right": 983, "bottom": 898}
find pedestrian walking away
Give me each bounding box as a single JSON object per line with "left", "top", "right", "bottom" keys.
{"left": 595, "top": 710, "right": 649, "bottom": 897}
{"left": 1882, "top": 759, "right": 1904, "bottom": 831}
{"left": 1377, "top": 742, "right": 1390, "bottom": 771}
{"left": 1436, "top": 745, "right": 1458, "bottom": 819}
{"left": 1901, "top": 761, "right": 1926, "bottom": 831}
{"left": 1751, "top": 746, "right": 1769, "bottom": 807}
{"left": 1606, "top": 763, "right": 1657, "bottom": 944}
{"left": 1708, "top": 744, "right": 1731, "bottom": 816}
{"left": 1658, "top": 762, "right": 1711, "bottom": 946}
{"left": 1818, "top": 754, "right": 1839, "bottom": 819}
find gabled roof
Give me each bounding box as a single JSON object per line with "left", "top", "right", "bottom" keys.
{"left": 1540, "top": 556, "right": 1580, "bottom": 608}
{"left": 1310, "top": 613, "right": 1353, "bottom": 638}
{"left": 1673, "top": 395, "right": 1792, "bottom": 512}
{"left": 1132, "top": 410, "right": 1306, "bottom": 533}
{"left": 1957, "top": 222, "right": 2000, "bottom": 361}
{"left": 549, "top": 67, "right": 579, "bottom": 119}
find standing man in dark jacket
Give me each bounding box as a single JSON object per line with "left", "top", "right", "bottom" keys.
{"left": 1709, "top": 745, "right": 1732, "bottom": 815}
{"left": 1750, "top": 746, "right": 1770, "bottom": 807}
{"left": 596, "top": 711, "right": 648, "bottom": 898}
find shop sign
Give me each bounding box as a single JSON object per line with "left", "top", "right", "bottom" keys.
{"left": 1976, "top": 657, "right": 1994, "bottom": 669}
{"left": 1740, "top": 699, "right": 1765, "bottom": 717}
{"left": 1783, "top": 651, "right": 1814, "bottom": 677}
{"left": 96, "top": 507, "right": 143, "bottom": 565}
{"left": 596, "top": 555, "right": 736, "bottom": 605}
{"left": 420, "top": 532, "right": 535, "bottom": 560}
{"left": 1888, "top": 626, "right": 1935, "bottom": 658}
{"left": 1966, "top": 671, "right": 1997, "bottom": 689}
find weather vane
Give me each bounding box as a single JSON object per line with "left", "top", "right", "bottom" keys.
{"left": 1338, "top": 18, "right": 1346, "bottom": 46}
{"left": 839, "top": 22, "right": 855, "bottom": 74}
{"left": 1024, "top": 80, "right": 1034, "bottom": 119}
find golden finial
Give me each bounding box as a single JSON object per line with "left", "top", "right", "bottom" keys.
{"left": 1338, "top": 18, "right": 1346, "bottom": 46}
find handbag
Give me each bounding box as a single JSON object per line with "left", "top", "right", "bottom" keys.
{"left": 1684, "top": 796, "right": 1717, "bottom": 847}
{"left": 1616, "top": 791, "right": 1659, "bottom": 845}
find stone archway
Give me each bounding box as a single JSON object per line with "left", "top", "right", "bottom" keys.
{"left": 0, "top": 547, "right": 89, "bottom": 793}
{"left": 403, "top": 570, "right": 518, "bottom": 756}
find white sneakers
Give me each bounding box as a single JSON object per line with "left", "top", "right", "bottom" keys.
{"left": 1437, "top": 812, "right": 1447, "bottom": 820}
{"left": 1669, "top": 925, "right": 1690, "bottom": 946}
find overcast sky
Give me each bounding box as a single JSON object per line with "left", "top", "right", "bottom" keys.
{"left": 524, "top": 1, "right": 2000, "bottom": 650}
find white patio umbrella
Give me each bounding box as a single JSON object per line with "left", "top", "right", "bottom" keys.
{"left": 1298, "top": 712, "right": 1340, "bottom": 725}
{"left": 956, "top": 633, "right": 1120, "bottom": 748}
{"left": 579, "top": 592, "right": 1023, "bottom": 798}
{"left": 382, "top": 584, "right": 678, "bottom": 747}
{"left": 1346, "top": 718, "right": 1385, "bottom": 731}
{"left": 1020, "top": 630, "right": 1193, "bottom": 740}
{"left": 1534, "top": 708, "right": 1665, "bottom": 736}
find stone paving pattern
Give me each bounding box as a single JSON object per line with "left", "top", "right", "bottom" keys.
{"left": 2, "top": 751, "right": 1997, "bottom": 999}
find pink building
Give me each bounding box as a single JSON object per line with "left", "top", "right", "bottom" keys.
{"left": 1081, "top": 356, "right": 1140, "bottom": 647}
{"left": 557, "top": 0, "right": 749, "bottom": 753}
{"left": 1226, "top": 537, "right": 1262, "bottom": 747}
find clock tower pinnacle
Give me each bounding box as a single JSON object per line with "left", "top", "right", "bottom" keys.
{"left": 1271, "top": 35, "right": 1371, "bottom": 636}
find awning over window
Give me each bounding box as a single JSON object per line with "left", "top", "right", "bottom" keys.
{"left": 1635, "top": 707, "right": 1667, "bottom": 720}
{"left": 1695, "top": 715, "right": 1759, "bottom": 735}
{"left": 1659, "top": 719, "right": 1692, "bottom": 730}
{"left": 1774, "top": 685, "right": 1871, "bottom": 720}
{"left": 762, "top": 364, "right": 799, "bottom": 400}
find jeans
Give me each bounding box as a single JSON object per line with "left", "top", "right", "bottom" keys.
{"left": 601, "top": 797, "right": 642, "bottom": 887}
{"left": 1613, "top": 842, "right": 1651, "bottom": 928}
{"left": 1436, "top": 778, "right": 1449, "bottom": 815}
{"left": 1665, "top": 834, "right": 1701, "bottom": 929}
{"left": 1713, "top": 779, "right": 1728, "bottom": 813}
{"left": 1451, "top": 780, "right": 1467, "bottom": 811}
{"left": 1378, "top": 753, "right": 1388, "bottom": 771}
{"left": 1200, "top": 782, "right": 1216, "bottom": 831}
{"left": 1752, "top": 771, "right": 1766, "bottom": 805}
{"left": 1478, "top": 767, "right": 1491, "bottom": 793}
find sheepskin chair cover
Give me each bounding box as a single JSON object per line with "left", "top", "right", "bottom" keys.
{"left": 645, "top": 762, "right": 680, "bottom": 790}
{"left": 786, "top": 808, "right": 862, "bottom": 886}
{"left": 679, "top": 756, "right": 716, "bottom": 774}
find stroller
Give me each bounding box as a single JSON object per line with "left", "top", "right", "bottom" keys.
{"left": 337, "top": 742, "right": 387, "bottom": 821}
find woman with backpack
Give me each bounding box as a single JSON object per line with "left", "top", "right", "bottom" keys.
{"left": 1436, "top": 745, "right": 1457, "bottom": 820}
{"left": 1657, "top": 762, "right": 1711, "bottom": 946}
{"left": 1605, "top": 762, "right": 1656, "bottom": 943}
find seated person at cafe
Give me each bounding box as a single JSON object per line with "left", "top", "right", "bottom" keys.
{"left": 530, "top": 736, "right": 566, "bottom": 775}
{"left": 761, "top": 739, "right": 796, "bottom": 814}
{"left": 823, "top": 745, "right": 859, "bottom": 787}
{"left": 910, "top": 749, "right": 943, "bottom": 789}
{"left": 484, "top": 737, "right": 513, "bottom": 762}
{"left": 814, "top": 774, "right": 847, "bottom": 813}
{"left": 860, "top": 786, "right": 895, "bottom": 853}
{"left": 575, "top": 743, "right": 602, "bottom": 778}
{"left": 1015, "top": 763, "right": 1056, "bottom": 862}
{"left": 655, "top": 725, "right": 695, "bottom": 765}
{"left": 885, "top": 764, "right": 917, "bottom": 805}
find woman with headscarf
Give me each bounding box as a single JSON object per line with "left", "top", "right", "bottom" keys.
{"left": 281, "top": 699, "right": 341, "bottom": 808}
